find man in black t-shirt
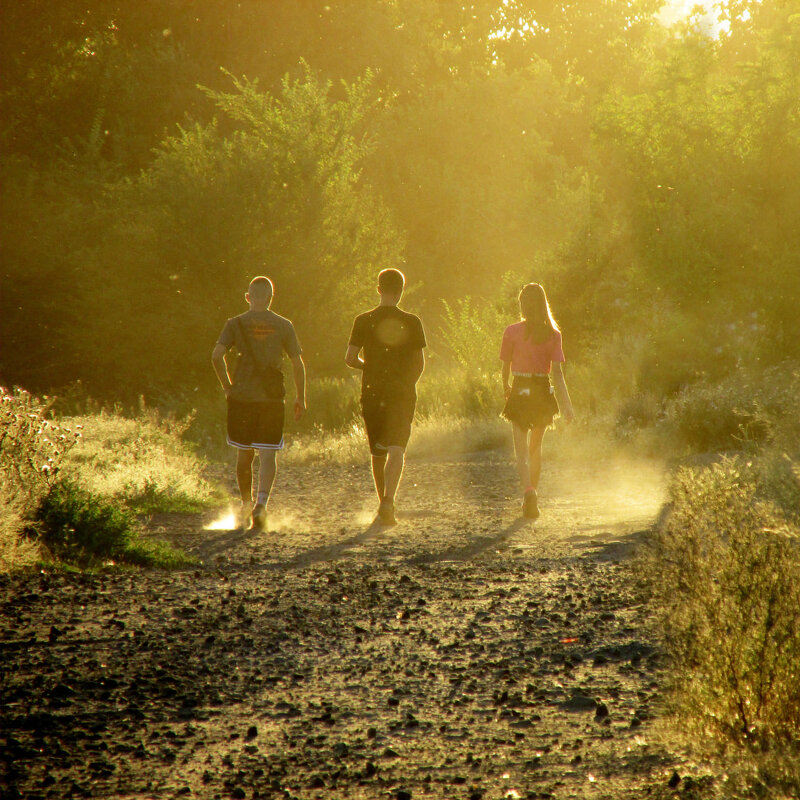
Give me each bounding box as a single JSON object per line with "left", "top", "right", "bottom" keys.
{"left": 345, "top": 269, "right": 426, "bottom": 525}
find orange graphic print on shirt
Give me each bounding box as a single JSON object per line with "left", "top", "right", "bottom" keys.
{"left": 248, "top": 321, "right": 276, "bottom": 340}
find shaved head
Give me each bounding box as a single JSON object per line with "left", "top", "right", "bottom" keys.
{"left": 248, "top": 276, "right": 274, "bottom": 300}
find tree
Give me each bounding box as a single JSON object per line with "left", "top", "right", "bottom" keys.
{"left": 63, "top": 65, "right": 403, "bottom": 398}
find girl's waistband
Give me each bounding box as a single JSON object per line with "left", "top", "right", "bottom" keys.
{"left": 512, "top": 371, "right": 549, "bottom": 378}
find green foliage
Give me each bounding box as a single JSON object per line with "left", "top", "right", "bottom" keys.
{"left": 3, "top": 0, "right": 798, "bottom": 417}
{"left": 620, "top": 364, "right": 800, "bottom": 455}
{"left": 644, "top": 457, "right": 800, "bottom": 796}
{"left": 297, "top": 376, "right": 361, "bottom": 434}
{"left": 34, "top": 478, "right": 137, "bottom": 563}
{"left": 417, "top": 366, "right": 500, "bottom": 420}
{"left": 440, "top": 296, "right": 507, "bottom": 372}
{"left": 54, "top": 62, "right": 402, "bottom": 396}
{"left": 0, "top": 388, "right": 209, "bottom": 571}
{"left": 33, "top": 478, "right": 191, "bottom": 568}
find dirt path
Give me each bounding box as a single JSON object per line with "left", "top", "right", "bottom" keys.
{"left": 1, "top": 451, "right": 712, "bottom": 800}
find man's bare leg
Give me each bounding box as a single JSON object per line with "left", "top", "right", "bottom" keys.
{"left": 383, "top": 446, "right": 405, "bottom": 504}
{"left": 251, "top": 448, "right": 277, "bottom": 531}
{"left": 371, "top": 454, "right": 386, "bottom": 503}
{"left": 376, "top": 446, "right": 405, "bottom": 525}
{"left": 236, "top": 448, "right": 255, "bottom": 527}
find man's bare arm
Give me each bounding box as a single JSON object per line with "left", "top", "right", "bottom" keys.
{"left": 410, "top": 348, "right": 425, "bottom": 384}
{"left": 290, "top": 354, "right": 306, "bottom": 420}
{"left": 212, "top": 344, "right": 233, "bottom": 395}
{"left": 345, "top": 344, "right": 364, "bottom": 371}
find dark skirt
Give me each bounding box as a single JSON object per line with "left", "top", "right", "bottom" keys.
{"left": 501, "top": 376, "right": 559, "bottom": 430}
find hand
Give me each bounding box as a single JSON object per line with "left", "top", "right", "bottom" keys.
{"left": 294, "top": 399, "right": 306, "bottom": 421}
{"left": 563, "top": 408, "right": 576, "bottom": 424}
{"left": 503, "top": 384, "right": 512, "bottom": 400}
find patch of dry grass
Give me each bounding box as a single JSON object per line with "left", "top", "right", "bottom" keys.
{"left": 61, "top": 408, "right": 223, "bottom": 512}
{"left": 0, "top": 479, "right": 39, "bottom": 571}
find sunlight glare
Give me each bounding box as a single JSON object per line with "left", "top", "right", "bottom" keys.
{"left": 658, "top": 0, "right": 731, "bottom": 37}
{"left": 205, "top": 507, "right": 238, "bottom": 531}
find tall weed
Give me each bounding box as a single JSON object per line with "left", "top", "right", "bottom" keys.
{"left": 0, "top": 387, "right": 81, "bottom": 503}
{"left": 645, "top": 457, "right": 800, "bottom": 797}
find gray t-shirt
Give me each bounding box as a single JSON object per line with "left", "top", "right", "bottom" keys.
{"left": 217, "top": 310, "right": 302, "bottom": 402}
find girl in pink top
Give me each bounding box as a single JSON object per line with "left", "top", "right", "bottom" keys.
{"left": 500, "top": 283, "right": 575, "bottom": 519}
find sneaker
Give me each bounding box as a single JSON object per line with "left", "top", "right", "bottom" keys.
{"left": 377, "top": 499, "right": 397, "bottom": 526}
{"left": 522, "top": 489, "right": 539, "bottom": 520}
{"left": 249, "top": 503, "right": 267, "bottom": 531}
{"left": 239, "top": 500, "right": 253, "bottom": 530}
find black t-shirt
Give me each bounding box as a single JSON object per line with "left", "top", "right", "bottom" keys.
{"left": 349, "top": 305, "right": 426, "bottom": 395}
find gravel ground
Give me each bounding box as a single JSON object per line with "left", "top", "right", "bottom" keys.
{"left": 0, "top": 451, "right": 719, "bottom": 799}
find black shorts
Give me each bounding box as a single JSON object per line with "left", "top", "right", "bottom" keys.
{"left": 227, "top": 397, "right": 285, "bottom": 450}
{"left": 362, "top": 391, "right": 416, "bottom": 456}
{"left": 501, "top": 376, "right": 559, "bottom": 430}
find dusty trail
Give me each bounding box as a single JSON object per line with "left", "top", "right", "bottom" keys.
{"left": 2, "top": 451, "right": 706, "bottom": 800}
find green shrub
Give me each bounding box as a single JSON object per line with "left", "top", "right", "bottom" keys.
{"left": 34, "top": 478, "right": 190, "bottom": 568}
{"left": 297, "top": 376, "right": 361, "bottom": 434}
{"left": 644, "top": 457, "right": 800, "bottom": 797}
{"left": 35, "top": 478, "right": 137, "bottom": 563}
{"left": 625, "top": 364, "right": 800, "bottom": 455}
{"left": 417, "top": 366, "right": 500, "bottom": 420}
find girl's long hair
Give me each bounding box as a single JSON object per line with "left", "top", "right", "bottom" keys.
{"left": 519, "top": 283, "right": 559, "bottom": 343}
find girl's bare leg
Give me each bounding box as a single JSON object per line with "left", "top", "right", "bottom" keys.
{"left": 528, "top": 426, "right": 546, "bottom": 490}
{"left": 512, "top": 424, "right": 529, "bottom": 491}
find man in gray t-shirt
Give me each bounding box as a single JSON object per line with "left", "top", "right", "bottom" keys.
{"left": 212, "top": 276, "right": 306, "bottom": 531}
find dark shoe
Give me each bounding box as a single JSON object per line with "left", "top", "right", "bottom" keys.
{"left": 377, "top": 499, "right": 397, "bottom": 526}
{"left": 522, "top": 490, "right": 539, "bottom": 520}
{"left": 249, "top": 504, "right": 267, "bottom": 531}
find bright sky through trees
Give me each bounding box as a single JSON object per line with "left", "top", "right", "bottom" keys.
{"left": 658, "top": 0, "right": 751, "bottom": 36}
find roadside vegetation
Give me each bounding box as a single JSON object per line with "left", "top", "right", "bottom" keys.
{"left": 0, "top": 388, "right": 216, "bottom": 571}
{"left": 638, "top": 367, "right": 800, "bottom": 799}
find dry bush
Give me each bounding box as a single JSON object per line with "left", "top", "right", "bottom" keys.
{"left": 645, "top": 457, "right": 800, "bottom": 797}
{"left": 0, "top": 387, "right": 80, "bottom": 570}
{"left": 0, "top": 387, "right": 81, "bottom": 501}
